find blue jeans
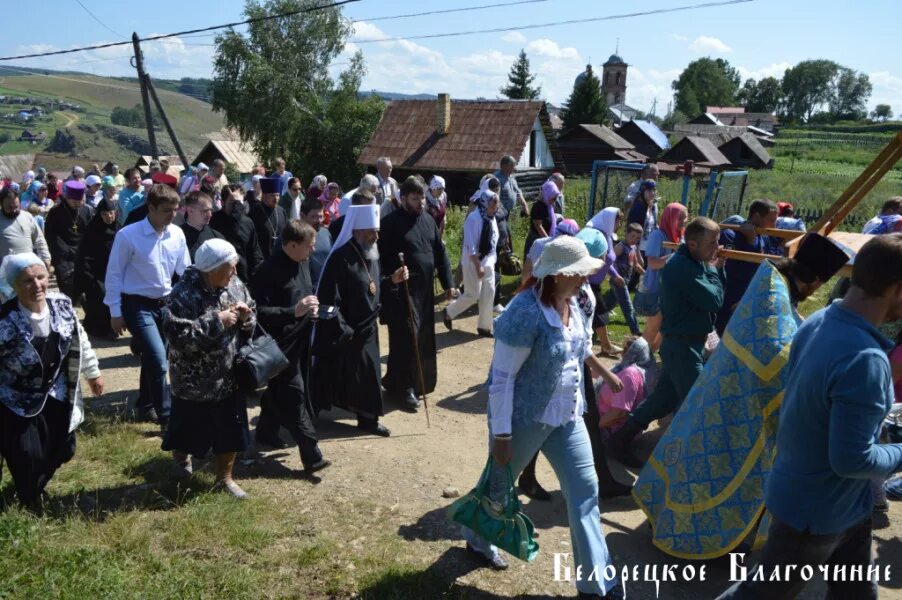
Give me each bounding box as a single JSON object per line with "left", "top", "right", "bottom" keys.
{"left": 463, "top": 418, "right": 618, "bottom": 596}
{"left": 601, "top": 285, "right": 641, "bottom": 336}
{"left": 121, "top": 294, "right": 171, "bottom": 422}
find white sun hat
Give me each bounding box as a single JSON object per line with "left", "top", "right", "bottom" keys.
{"left": 532, "top": 235, "right": 604, "bottom": 279}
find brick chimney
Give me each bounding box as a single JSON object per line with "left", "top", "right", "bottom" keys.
{"left": 436, "top": 93, "right": 451, "bottom": 135}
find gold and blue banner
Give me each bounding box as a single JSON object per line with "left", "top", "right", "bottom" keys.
{"left": 633, "top": 260, "right": 800, "bottom": 560}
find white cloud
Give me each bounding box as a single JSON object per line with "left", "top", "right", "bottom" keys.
{"left": 688, "top": 35, "right": 732, "bottom": 54}
{"left": 868, "top": 71, "right": 902, "bottom": 112}
{"left": 670, "top": 34, "right": 688, "bottom": 42}
{"left": 526, "top": 38, "right": 580, "bottom": 61}
{"left": 501, "top": 31, "right": 527, "bottom": 44}
{"left": 626, "top": 67, "right": 676, "bottom": 116}
{"left": 736, "top": 62, "right": 791, "bottom": 82}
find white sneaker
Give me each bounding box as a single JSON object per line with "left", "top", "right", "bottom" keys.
{"left": 493, "top": 304, "right": 505, "bottom": 314}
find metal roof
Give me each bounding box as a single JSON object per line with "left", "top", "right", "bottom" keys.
{"left": 629, "top": 120, "right": 670, "bottom": 150}
{"left": 561, "top": 124, "right": 634, "bottom": 149}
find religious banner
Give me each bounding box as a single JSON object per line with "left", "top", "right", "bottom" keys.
{"left": 633, "top": 260, "right": 801, "bottom": 559}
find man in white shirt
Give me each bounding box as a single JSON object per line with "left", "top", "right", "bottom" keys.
{"left": 375, "top": 156, "right": 401, "bottom": 218}
{"left": 105, "top": 184, "right": 191, "bottom": 430}
{"left": 337, "top": 174, "right": 380, "bottom": 218}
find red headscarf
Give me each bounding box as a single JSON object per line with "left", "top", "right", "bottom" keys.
{"left": 660, "top": 202, "right": 686, "bottom": 243}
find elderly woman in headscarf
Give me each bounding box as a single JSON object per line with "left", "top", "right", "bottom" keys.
{"left": 318, "top": 182, "right": 342, "bottom": 226}
{"left": 24, "top": 181, "right": 52, "bottom": 229}
{"left": 424, "top": 175, "right": 449, "bottom": 237}
{"left": 0, "top": 253, "right": 103, "bottom": 507}
{"left": 596, "top": 335, "right": 658, "bottom": 437}
{"left": 74, "top": 196, "right": 121, "bottom": 339}
{"left": 443, "top": 189, "right": 499, "bottom": 337}
{"left": 524, "top": 179, "right": 562, "bottom": 258}
{"left": 161, "top": 239, "right": 257, "bottom": 499}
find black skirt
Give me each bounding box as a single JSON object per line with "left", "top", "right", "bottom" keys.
{"left": 0, "top": 398, "right": 76, "bottom": 505}
{"left": 162, "top": 390, "right": 250, "bottom": 457}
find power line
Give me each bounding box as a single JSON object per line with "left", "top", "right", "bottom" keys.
{"left": 0, "top": 0, "right": 360, "bottom": 62}
{"left": 351, "top": 0, "right": 755, "bottom": 43}
{"left": 356, "top": 0, "right": 549, "bottom": 22}
{"left": 72, "top": 0, "right": 125, "bottom": 38}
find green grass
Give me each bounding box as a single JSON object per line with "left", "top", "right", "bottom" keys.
{"left": 0, "top": 74, "right": 224, "bottom": 164}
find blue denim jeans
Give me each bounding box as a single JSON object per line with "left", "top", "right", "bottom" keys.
{"left": 601, "top": 285, "right": 641, "bottom": 336}
{"left": 463, "top": 418, "right": 618, "bottom": 596}
{"left": 121, "top": 294, "right": 171, "bottom": 422}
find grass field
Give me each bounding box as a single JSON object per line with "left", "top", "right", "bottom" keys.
{"left": 0, "top": 73, "right": 224, "bottom": 164}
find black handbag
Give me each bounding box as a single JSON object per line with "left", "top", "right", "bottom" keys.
{"left": 234, "top": 323, "right": 290, "bottom": 393}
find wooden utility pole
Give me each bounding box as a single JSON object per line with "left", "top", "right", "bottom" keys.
{"left": 131, "top": 33, "right": 159, "bottom": 159}
{"left": 146, "top": 77, "right": 189, "bottom": 171}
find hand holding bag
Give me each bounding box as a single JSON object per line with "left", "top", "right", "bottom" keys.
{"left": 446, "top": 456, "right": 539, "bottom": 562}
{"left": 234, "top": 323, "right": 289, "bottom": 393}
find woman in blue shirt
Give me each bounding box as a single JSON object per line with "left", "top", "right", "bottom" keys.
{"left": 461, "top": 236, "right": 624, "bottom": 598}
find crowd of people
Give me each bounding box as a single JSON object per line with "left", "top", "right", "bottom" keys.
{"left": 0, "top": 154, "right": 901, "bottom": 599}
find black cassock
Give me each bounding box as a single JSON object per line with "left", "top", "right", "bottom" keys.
{"left": 210, "top": 209, "right": 264, "bottom": 282}
{"left": 249, "top": 201, "right": 288, "bottom": 260}
{"left": 311, "top": 240, "right": 383, "bottom": 418}
{"left": 377, "top": 207, "right": 452, "bottom": 394}
{"left": 181, "top": 223, "right": 224, "bottom": 262}
{"left": 44, "top": 203, "right": 93, "bottom": 299}
{"left": 74, "top": 210, "right": 119, "bottom": 337}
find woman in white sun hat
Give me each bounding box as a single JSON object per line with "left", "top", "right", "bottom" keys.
{"left": 461, "top": 235, "right": 624, "bottom": 598}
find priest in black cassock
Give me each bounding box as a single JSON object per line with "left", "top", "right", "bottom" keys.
{"left": 74, "top": 196, "right": 120, "bottom": 338}
{"left": 312, "top": 203, "right": 406, "bottom": 437}
{"left": 250, "top": 220, "right": 330, "bottom": 474}
{"left": 250, "top": 176, "right": 288, "bottom": 260}
{"left": 45, "top": 180, "right": 92, "bottom": 300}
{"left": 180, "top": 191, "right": 224, "bottom": 261}
{"left": 210, "top": 184, "right": 264, "bottom": 282}
{"left": 378, "top": 176, "right": 457, "bottom": 410}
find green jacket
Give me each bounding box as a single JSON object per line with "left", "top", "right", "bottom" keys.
{"left": 659, "top": 243, "right": 726, "bottom": 337}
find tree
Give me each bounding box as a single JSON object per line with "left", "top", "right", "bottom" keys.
{"left": 870, "top": 104, "right": 894, "bottom": 121}
{"left": 672, "top": 58, "right": 741, "bottom": 116}
{"left": 500, "top": 49, "right": 541, "bottom": 100}
{"left": 736, "top": 76, "right": 782, "bottom": 113}
{"left": 210, "top": 0, "right": 384, "bottom": 185}
{"left": 829, "top": 67, "right": 872, "bottom": 121}
{"left": 560, "top": 65, "right": 607, "bottom": 129}
{"left": 780, "top": 59, "right": 838, "bottom": 122}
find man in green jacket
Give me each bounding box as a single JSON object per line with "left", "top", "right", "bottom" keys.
{"left": 607, "top": 216, "right": 726, "bottom": 467}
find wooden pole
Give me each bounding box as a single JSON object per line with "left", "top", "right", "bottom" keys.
{"left": 145, "top": 75, "right": 190, "bottom": 171}
{"left": 131, "top": 33, "right": 159, "bottom": 160}
{"left": 397, "top": 252, "right": 430, "bottom": 428}
{"left": 662, "top": 242, "right": 853, "bottom": 278}
{"left": 822, "top": 143, "right": 902, "bottom": 235}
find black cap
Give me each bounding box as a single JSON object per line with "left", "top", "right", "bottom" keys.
{"left": 793, "top": 232, "right": 849, "bottom": 281}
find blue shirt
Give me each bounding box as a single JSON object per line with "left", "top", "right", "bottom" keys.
{"left": 117, "top": 187, "right": 145, "bottom": 225}
{"left": 493, "top": 170, "right": 522, "bottom": 213}
{"left": 766, "top": 303, "right": 902, "bottom": 534}
{"left": 638, "top": 229, "right": 673, "bottom": 295}
{"left": 103, "top": 218, "right": 191, "bottom": 317}
{"left": 720, "top": 226, "right": 781, "bottom": 308}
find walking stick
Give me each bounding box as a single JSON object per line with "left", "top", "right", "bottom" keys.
{"left": 398, "top": 252, "right": 430, "bottom": 428}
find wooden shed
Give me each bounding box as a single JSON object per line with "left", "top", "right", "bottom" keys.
{"left": 556, "top": 124, "right": 646, "bottom": 174}
{"left": 659, "top": 135, "right": 731, "bottom": 168}
{"left": 358, "top": 95, "right": 564, "bottom": 204}
{"left": 717, "top": 132, "right": 774, "bottom": 169}
{"left": 615, "top": 119, "right": 670, "bottom": 160}
{"left": 192, "top": 139, "right": 260, "bottom": 176}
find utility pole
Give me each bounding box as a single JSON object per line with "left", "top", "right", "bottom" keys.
{"left": 131, "top": 32, "right": 159, "bottom": 159}
{"left": 146, "top": 76, "right": 189, "bottom": 170}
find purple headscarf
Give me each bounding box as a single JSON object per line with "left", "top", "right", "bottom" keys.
{"left": 541, "top": 179, "right": 560, "bottom": 237}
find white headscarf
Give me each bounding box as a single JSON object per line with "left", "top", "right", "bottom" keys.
{"left": 427, "top": 175, "right": 446, "bottom": 209}
{"left": 469, "top": 174, "right": 496, "bottom": 203}
{"left": 0, "top": 252, "right": 45, "bottom": 300}
{"left": 194, "top": 239, "right": 238, "bottom": 273}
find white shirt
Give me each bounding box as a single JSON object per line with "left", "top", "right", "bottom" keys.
{"left": 461, "top": 210, "right": 499, "bottom": 269}
{"left": 489, "top": 294, "right": 591, "bottom": 435}
{"left": 288, "top": 194, "right": 302, "bottom": 220}
{"left": 338, "top": 187, "right": 357, "bottom": 217}
{"left": 104, "top": 218, "right": 191, "bottom": 317}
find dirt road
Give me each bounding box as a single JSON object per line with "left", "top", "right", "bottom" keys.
{"left": 92, "top": 307, "right": 902, "bottom": 599}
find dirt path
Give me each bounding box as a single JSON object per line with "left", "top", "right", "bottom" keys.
{"left": 92, "top": 307, "right": 902, "bottom": 599}
{"left": 59, "top": 112, "right": 79, "bottom": 127}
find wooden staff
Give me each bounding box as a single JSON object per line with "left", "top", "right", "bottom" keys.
{"left": 398, "top": 252, "right": 430, "bottom": 427}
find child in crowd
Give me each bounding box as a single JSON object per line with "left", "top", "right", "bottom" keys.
{"left": 597, "top": 223, "right": 644, "bottom": 339}
{"left": 597, "top": 336, "right": 657, "bottom": 437}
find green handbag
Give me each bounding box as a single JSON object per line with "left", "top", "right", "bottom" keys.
{"left": 446, "top": 456, "right": 540, "bottom": 562}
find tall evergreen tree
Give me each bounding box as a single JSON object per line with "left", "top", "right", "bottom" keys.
{"left": 561, "top": 65, "right": 608, "bottom": 129}
{"left": 500, "top": 49, "right": 541, "bottom": 100}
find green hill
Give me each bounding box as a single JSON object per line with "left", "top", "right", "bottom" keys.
{"left": 0, "top": 71, "right": 224, "bottom": 166}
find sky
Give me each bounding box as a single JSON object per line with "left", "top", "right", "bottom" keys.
{"left": 2, "top": 0, "right": 901, "bottom": 116}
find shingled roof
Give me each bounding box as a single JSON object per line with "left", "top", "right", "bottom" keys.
{"left": 659, "top": 135, "right": 730, "bottom": 167}
{"left": 357, "top": 99, "right": 561, "bottom": 172}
